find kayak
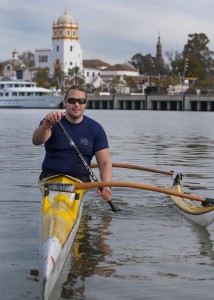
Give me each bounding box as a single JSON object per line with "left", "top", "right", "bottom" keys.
{"left": 39, "top": 175, "right": 87, "bottom": 300}
{"left": 167, "top": 173, "right": 214, "bottom": 227}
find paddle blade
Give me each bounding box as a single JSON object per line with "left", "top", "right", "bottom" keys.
{"left": 108, "top": 200, "right": 121, "bottom": 212}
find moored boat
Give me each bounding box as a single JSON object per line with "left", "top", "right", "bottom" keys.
{"left": 167, "top": 173, "right": 214, "bottom": 227}
{"left": 39, "top": 175, "right": 87, "bottom": 300}
{"left": 0, "top": 80, "right": 63, "bottom": 108}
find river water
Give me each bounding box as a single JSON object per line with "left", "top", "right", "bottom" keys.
{"left": 0, "top": 109, "right": 214, "bottom": 300}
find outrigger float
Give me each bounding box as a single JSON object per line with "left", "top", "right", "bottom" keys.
{"left": 167, "top": 173, "right": 214, "bottom": 227}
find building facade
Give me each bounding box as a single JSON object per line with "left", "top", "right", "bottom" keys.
{"left": 34, "top": 8, "right": 83, "bottom": 77}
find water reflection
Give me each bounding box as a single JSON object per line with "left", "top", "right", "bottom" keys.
{"left": 59, "top": 213, "right": 113, "bottom": 299}
{"left": 192, "top": 224, "right": 214, "bottom": 265}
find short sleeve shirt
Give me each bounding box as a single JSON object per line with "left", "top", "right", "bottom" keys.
{"left": 41, "top": 115, "right": 109, "bottom": 176}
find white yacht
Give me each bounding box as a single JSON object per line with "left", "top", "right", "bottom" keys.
{"left": 0, "top": 80, "right": 63, "bottom": 108}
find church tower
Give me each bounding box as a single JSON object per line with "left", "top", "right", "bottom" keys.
{"left": 156, "top": 34, "right": 164, "bottom": 73}
{"left": 50, "top": 7, "right": 83, "bottom": 76}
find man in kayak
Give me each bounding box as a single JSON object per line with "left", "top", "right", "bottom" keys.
{"left": 32, "top": 84, "right": 112, "bottom": 202}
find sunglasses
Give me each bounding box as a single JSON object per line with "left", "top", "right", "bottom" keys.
{"left": 67, "top": 98, "right": 87, "bottom": 105}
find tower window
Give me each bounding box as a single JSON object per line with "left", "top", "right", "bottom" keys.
{"left": 67, "top": 30, "right": 70, "bottom": 35}
{"left": 56, "top": 45, "right": 59, "bottom": 51}
{"left": 70, "top": 46, "right": 73, "bottom": 51}
{"left": 72, "top": 31, "right": 76, "bottom": 36}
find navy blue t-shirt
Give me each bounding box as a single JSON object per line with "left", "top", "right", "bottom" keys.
{"left": 41, "top": 115, "right": 109, "bottom": 176}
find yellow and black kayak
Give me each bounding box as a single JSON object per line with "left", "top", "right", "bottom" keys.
{"left": 167, "top": 173, "right": 214, "bottom": 227}
{"left": 39, "top": 175, "right": 87, "bottom": 300}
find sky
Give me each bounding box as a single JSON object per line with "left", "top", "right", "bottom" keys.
{"left": 1, "top": 0, "right": 214, "bottom": 65}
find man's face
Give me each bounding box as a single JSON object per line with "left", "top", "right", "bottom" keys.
{"left": 64, "top": 89, "right": 87, "bottom": 121}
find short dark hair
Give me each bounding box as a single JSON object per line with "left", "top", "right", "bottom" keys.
{"left": 64, "top": 85, "right": 87, "bottom": 100}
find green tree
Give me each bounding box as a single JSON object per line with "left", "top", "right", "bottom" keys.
{"left": 124, "top": 75, "right": 137, "bottom": 90}
{"left": 183, "top": 33, "right": 213, "bottom": 61}
{"left": 130, "top": 53, "right": 156, "bottom": 75}
{"left": 164, "top": 33, "right": 214, "bottom": 90}
{"left": 52, "top": 70, "right": 65, "bottom": 91}
{"left": 33, "top": 69, "right": 50, "bottom": 88}
{"left": 67, "top": 66, "right": 85, "bottom": 85}
{"left": 183, "top": 33, "right": 214, "bottom": 80}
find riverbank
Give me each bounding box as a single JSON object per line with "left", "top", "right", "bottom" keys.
{"left": 86, "top": 94, "right": 214, "bottom": 111}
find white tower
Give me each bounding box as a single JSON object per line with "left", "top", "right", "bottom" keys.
{"left": 50, "top": 7, "right": 83, "bottom": 76}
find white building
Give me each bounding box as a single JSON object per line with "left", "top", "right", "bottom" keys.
{"left": 102, "top": 63, "right": 139, "bottom": 77}
{"left": 0, "top": 7, "right": 139, "bottom": 91}
{"left": 34, "top": 8, "right": 139, "bottom": 86}
{"left": 0, "top": 49, "right": 32, "bottom": 81}
{"left": 34, "top": 7, "right": 83, "bottom": 77}
{"left": 83, "top": 59, "right": 110, "bottom": 85}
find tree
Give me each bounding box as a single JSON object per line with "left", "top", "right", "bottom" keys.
{"left": 130, "top": 53, "right": 156, "bottom": 75}
{"left": 18, "top": 51, "right": 35, "bottom": 67}
{"left": 183, "top": 33, "right": 213, "bottom": 61}
{"left": 52, "top": 69, "right": 65, "bottom": 91}
{"left": 124, "top": 75, "right": 137, "bottom": 90}
{"left": 67, "top": 66, "right": 85, "bottom": 85}
{"left": 166, "top": 51, "right": 183, "bottom": 75}
{"left": 164, "top": 33, "right": 214, "bottom": 88}
{"left": 33, "top": 69, "right": 50, "bottom": 88}
{"left": 182, "top": 33, "right": 214, "bottom": 80}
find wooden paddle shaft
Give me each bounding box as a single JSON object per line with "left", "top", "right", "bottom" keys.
{"left": 74, "top": 181, "right": 207, "bottom": 203}
{"left": 91, "top": 162, "right": 173, "bottom": 176}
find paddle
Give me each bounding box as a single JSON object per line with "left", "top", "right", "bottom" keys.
{"left": 57, "top": 121, "right": 120, "bottom": 213}
{"left": 91, "top": 162, "right": 173, "bottom": 176}
{"left": 71, "top": 180, "right": 214, "bottom": 206}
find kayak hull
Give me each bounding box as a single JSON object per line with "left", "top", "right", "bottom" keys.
{"left": 39, "top": 175, "right": 87, "bottom": 300}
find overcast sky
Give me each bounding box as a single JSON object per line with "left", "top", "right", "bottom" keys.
{"left": 1, "top": 0, "right": 214, "bottom": 64}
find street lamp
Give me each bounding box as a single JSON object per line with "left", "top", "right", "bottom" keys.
{"left": 183, "top": 58, "right": 189, "bottom": 83}
{"left": 182, "top": 58, "right": 188, "bottom": 111}
{"left": 181, "top": 58, "right": 188, "bottom": 94}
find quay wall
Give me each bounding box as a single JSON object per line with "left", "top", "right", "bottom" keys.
{"left": 86, "top": 94, "right": 214, "bottom": 111}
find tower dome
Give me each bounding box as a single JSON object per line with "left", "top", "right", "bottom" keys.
{"left": 50, "top": 7, "right": 83, "bottom": 77}
{"left": 57, "top": 7, "right": 73, "bottom": 24}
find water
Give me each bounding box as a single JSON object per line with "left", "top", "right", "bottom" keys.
{"left": 0, "top": 109, "right": 214, "bottom": 300}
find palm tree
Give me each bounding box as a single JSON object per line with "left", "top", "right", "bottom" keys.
{"left": 67, "top": 67, "right": 85, "bottom": 85}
